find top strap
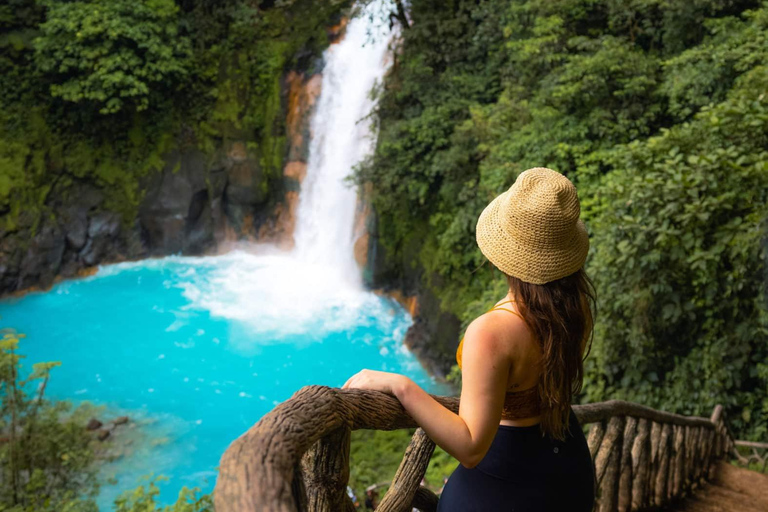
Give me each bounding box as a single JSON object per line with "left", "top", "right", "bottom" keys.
{"left": 488, "top": 299, "right": 515, "bottom": 311}
{"left": 487, "top": 299, "right": 524, "bottom": 321}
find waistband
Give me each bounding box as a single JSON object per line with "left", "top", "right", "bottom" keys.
{"left": 492, "top": 409, "right": 582, "bottom": 442}
{"left": 497, "top": 422, "right": 541, "bottom": 431}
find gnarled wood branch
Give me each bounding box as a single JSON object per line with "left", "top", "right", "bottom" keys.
{"left": 214, "top": 386, "right": 738, "bottom": 512}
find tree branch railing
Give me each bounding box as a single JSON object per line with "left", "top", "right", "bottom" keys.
{"left": 732, "top": 440, "right": 768, "bottom": 472}
{"left": 214, "top": 385, "right": 738, "bottom": 512}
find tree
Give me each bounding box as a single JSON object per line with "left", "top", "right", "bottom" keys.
{"left": 356, "top": 0, "right": 768, "bottom": 437}
{"left": 33, "top": 0, "right": 191, "bottom": 115}
{"left": 0, "top": 328, "right": 99, "bottom": 511}
{"left": 0, "top": 329, "right": 214, "bottom": 511}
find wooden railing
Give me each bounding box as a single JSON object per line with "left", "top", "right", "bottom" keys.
{"left": 732, "top": 440, "right": 768, "bottom": 472}
{"left": 214, "top": 385, "right": 738, "bottom": 512}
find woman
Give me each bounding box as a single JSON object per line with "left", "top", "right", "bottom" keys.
{"left": 342, "top": 167, "right": 596, "bottom": 511}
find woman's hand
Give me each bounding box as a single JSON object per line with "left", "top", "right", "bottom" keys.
{"left": 341, "top": 369, "right": 412, "bottom": 397}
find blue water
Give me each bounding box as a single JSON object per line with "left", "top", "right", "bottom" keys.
{"left": 0, "top": 251, "right": 451, "bottom": 508}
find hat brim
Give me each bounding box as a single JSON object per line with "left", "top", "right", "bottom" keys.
{"left": 475, "top": 190, "right": 590, "bottom": 285}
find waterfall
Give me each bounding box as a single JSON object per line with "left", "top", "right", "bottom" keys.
{"left": 165, "top": 3, "right": 396, "bottom": 335}
{"left": 292, "top": 2, "right": 392, "bottom": 289}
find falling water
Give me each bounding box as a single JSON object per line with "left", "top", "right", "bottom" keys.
{"left": 292, "top": 2, "right": 392, "bottom": 286}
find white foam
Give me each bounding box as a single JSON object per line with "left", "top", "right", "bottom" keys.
{"left": 173, "top": 251, "right": 399, "bottom": 339}
{"left": 78, "top": 1, "right": 413, "bottom": 350}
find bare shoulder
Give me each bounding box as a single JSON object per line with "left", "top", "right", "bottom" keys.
{"left": 464, "top": 306, "right": 532, "bottom": 358}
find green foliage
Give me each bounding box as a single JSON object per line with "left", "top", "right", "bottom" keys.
{"left": 0, "top": 328, "right": 100, "bottom": 511}
{"left": 0, "top": 0, "right": 350, "bottom": 230}
{"left": 660, "top": 8, "right": 768, "bottom": 120}
{"left": 0, "top": 329, "right": 215, "bottom": 511}
{"left": 112, "top": 477, "right": 212, "bottom": 512}
{"left": 349, "top": 429, "right": 456, "bottom": 500}
{"left": 34, "top": 0, "right": 191, "bottom": 115}
{"left": 585, "top": 65, "right": 768, "bottom": 435}
{"left": 357, "top": 0, "right": 768, "bottom": 438}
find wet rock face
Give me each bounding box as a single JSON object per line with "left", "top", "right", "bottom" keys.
{"left": 222, "top": 142, "right": 268, "bottom": 235}
{"left": 257, "top": 71, "right": 322, "bottom": 248}
{"left": 0, "top": 184, "right": 122, "bottom": 292}
{"left": 82, "top": 211, "right": 122, "bottom": 266}
{"left": 139, "top": 148, "right": 228, "bottom": 256}
{"left": 0, "top": 63, "right": 326, "bottom": 296}
{"left": 19, "top": 223, "right": 66, "bottom": 290}
{"left": 0, "top": 142, "right": 269, "bottom": 295}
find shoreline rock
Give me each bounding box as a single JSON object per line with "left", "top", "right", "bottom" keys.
{"left": 87, "top": 415, "right": 131, "bottom": 443}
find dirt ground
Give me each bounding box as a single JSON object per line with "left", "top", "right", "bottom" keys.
{"left": 665, "top": 462, "right": 768, "bottom": 512}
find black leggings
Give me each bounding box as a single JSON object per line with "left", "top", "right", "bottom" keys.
{"left": 437, "top": 410, "right": 595, "bottom": 512}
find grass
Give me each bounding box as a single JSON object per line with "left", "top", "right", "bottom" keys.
{"left": 348, "top": 428, "right": 458, "bottom": 500}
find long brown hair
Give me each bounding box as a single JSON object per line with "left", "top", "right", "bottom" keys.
{"left": 505, "top": 268, "right": 596, "bottom": 440}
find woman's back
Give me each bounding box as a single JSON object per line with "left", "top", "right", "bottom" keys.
{"left": 440, "top": 296, "right": 596, "bottom": 512}
{"left": 456, "top": 298, "right": 544, "bottom": 426}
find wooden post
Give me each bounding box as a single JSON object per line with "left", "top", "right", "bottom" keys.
{"left": 377, "top": 428, "right": 436, "bottom": 512}
{"left": 618, "top": 417, "right": 637, "bottom": 512}
{"left": 701, "top": 428, "right": 714, "bottom": 480}
{"left": 653, "top": 423, "right": 672, "bottom": 506}
{"left": 710, "top": 405, "right": 723, "bottom": 457}
{"left": 631, "top": 418, "right": 650, "bottom": 510}
{"left": 708, "top": 411, "right": 727, "bottom": 479}
{"left": 301, "top": 426, "right": 353, "bottom": 512}
{"left": 588, "top": 420, "right": 606, "bottom": 459}
{"left": 713, "top": 426, "right": 723, "bottom": 460}
{"left": 666, "top": 426, "right": 676, "bottom": 500}
{"left": 714, "top": 423, "right": 724, "bottom": 460}
{"left": 696, "top": 427, "right": 709, "bottom": 481}
{"left": 684, "top": 425, "right": 694, "bottom": 490}
{"left": 648, "top": 422, "right": 661, "bottom": 504}
{"left": 595, "top": 417, "right": 623, "bottom": 485}
{"left": 672, "top": 425, "right": 685, "bottom": 496}
{"left": 595, "top": 416, "right": 624, "bottom": 511}
{"left": 292, "top": 464, "right": 308, "bottom": 511}
{"left": 693, "top": 428, "right": 704, "bottom": 484}
{"left": 411, "top": 486, "right": 439, "bottom": 512}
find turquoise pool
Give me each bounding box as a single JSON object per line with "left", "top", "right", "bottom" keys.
{"left": 0, "top": 251, "right": 450, "bottom": 507}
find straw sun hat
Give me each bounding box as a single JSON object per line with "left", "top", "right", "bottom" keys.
{"left": 475, "top": 167, "right": 589, "bottom": 285}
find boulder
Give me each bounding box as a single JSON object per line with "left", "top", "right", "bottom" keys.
{"left": 19, "top": 222, "right": 66, "bottom": 290}
{"left": 86, "top": 418, "right": 103, "bottom": 431}
{"left": 63, "top": 209, "right": 88, "bottom": 251}
{"left": 87, "top": 211, "right": 120, "bottom": 239}
{"left": 185, "top": 194, "right": 215, "bottom": 255}
{"left": 0, "top": 233, "right": 23, "bottom": 291}
{"left": 80, "top": 211, "right": 120, "bottom": 266}
{"left": 113, "top": 416, "right": 129, "bottom": 426}
{"left": 139, "top": 149, "right": 213, "bottom": 254}
{"left": 222, "top": 141, "right": 269, "bottom": 234}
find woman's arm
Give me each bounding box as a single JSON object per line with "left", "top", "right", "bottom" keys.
{"left": 344, "top": 314, "right": 518, "bottom": 468}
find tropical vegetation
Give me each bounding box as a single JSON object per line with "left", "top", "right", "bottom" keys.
{"left": 0, "top": 0, "right": 348, "bottom": 225}
{"left": 2, "top": 0, "right": 767, "bottom": 507}
{"left": 354, "top": 0, "right": 768, "bottom": 440}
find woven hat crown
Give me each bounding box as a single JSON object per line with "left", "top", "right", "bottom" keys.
{"left": 476, "top": 167, "right": 589, "bottom": 284}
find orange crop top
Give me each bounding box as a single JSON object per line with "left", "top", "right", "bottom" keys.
{"left": 455, "top": 300, "right": 541, "bottom": 420}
